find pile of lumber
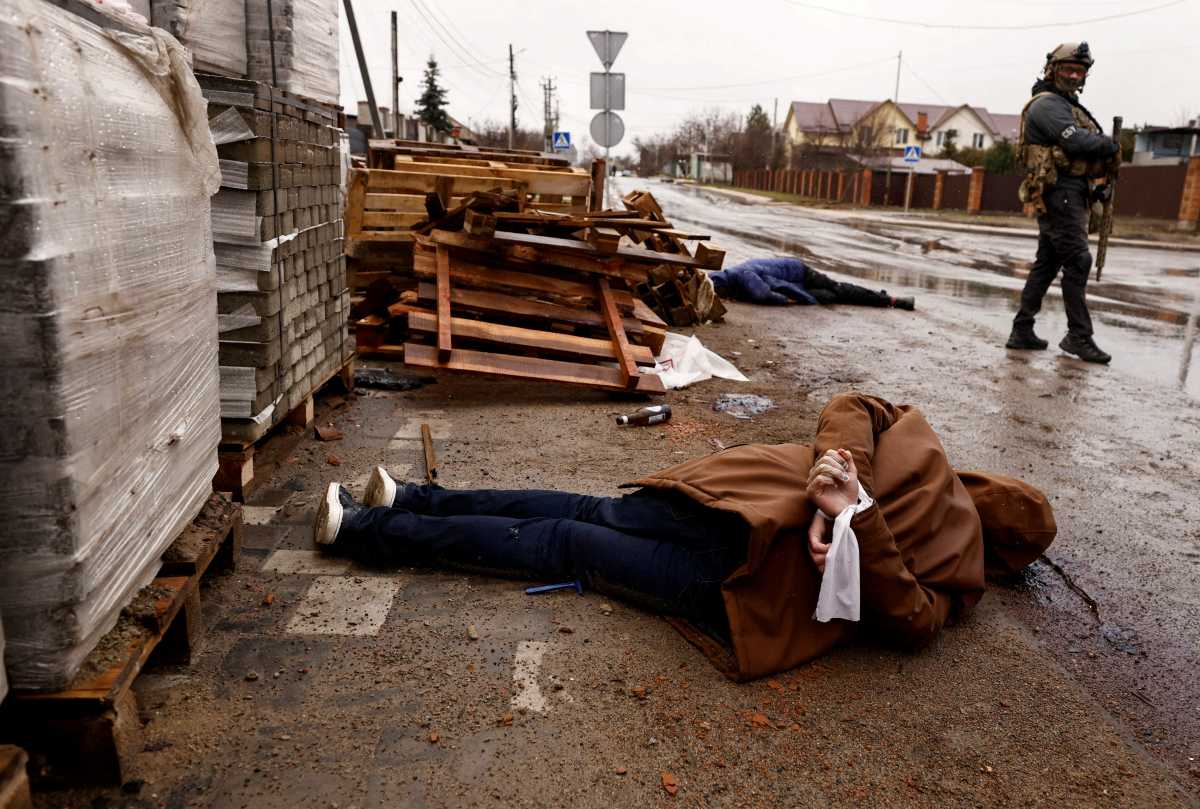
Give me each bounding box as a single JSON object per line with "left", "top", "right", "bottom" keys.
{"left": 198, "top": 73, "right": 352, "bottom": 441}
{"left": 353, "top": 188, "right": 728, "bottom": 393}
{"left": 346, "top": 141, "right": 598, "bottom": 304}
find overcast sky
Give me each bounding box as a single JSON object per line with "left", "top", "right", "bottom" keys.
{"left": 338, "top": 0, "right": 1198, "bottom": 155}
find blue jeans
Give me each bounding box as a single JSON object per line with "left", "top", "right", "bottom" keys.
{"left": 336, "top": 485, "right": 749, "bottom": 633}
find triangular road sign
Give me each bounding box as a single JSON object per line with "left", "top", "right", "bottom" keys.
{"left": 587, "top": 30, "right": 627, "bottom": 70}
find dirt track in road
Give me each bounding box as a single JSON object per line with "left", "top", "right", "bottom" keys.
{"left": 40, "top": 182, "right": 1200, "bottom": 808}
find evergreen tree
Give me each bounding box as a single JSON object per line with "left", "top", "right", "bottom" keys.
{"left": 415, "top": 56, "right": 451, "bottom": 133}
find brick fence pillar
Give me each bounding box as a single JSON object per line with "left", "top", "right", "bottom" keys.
{"left": 836, "top": 171, "right": 845, "bottom": 202}
{"left": 932, "top": 170, "right": 946, "bottom": 210}
{"left": 1178, "top": 155, "right": 1200, "bottom": 230}
{"left": 790, "top": 170, "right": 799, "bottom": 194}
{"left": 967, "top": 169, "right": 986, "bottom": 213}
{"left": 860, "top": 169, "right": 873, "bottom": 206}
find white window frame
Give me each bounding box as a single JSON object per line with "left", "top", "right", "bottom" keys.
{"left": 972, "top": 132, "right": 986, "bottom": 149}
{"left": 895, "top": 127, "right": 909, "bottom": 145}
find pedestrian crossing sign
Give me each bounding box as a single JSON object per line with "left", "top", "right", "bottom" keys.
{"left": 552, "top": 131, "right": 571, "bottom": 151}
{"left": 903, "top": 145, "right": 922, "bottom": 163}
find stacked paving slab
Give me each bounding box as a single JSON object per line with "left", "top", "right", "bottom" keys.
{"left": 0, "top": 0, "right": 221, "bottom": 690}
{"left": 198, "top": 74, "right": 350, "bottom": 433}
{"left": 151, "top": 0, "right": 247, "bottom": 76}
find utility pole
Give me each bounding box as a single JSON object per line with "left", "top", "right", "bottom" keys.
{"left": 508, "top": 44, "right": 517, "bottom": 149}
{"left": 390, "top": 11, "right": 399, "bottom": 139}
{"left": 883, "top": 50, "right": 901, "bottom": 206}
{"left": 343, "top": 0, "right": 383, "bottom": 138}
{"left": 541, "top": 77, "right": 557, "bottom": 152}
{"left": 772, "top": 97, "right": 778, "bottom": 170}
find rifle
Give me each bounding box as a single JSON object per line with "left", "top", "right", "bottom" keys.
{"left": 1095, "top": 115, "right": 1122, "bottom": 281}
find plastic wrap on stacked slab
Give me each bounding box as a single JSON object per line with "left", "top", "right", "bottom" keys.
{"left": 0, "top": 0, "right": 221, "bottom": 691}
{"left": 152, "top": 0, "right": 247, "bottom": 77}
{"left": 197, "top": 73, "right": 349, "bottom": 428}
{"left": 246, "top": 0, "right": 339, "bottom": 105}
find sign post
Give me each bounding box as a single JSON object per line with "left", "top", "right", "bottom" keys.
{"left": 586, "top": 29, "right": 627, "bottom": 209}
{"left": 902, "top": 145, "right": 922, "bottom": 212}
{"left": 551, "top": 131, "right": 572, "bottom": 153}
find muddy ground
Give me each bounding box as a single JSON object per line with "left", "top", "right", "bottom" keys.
{"left": 37, "top": 181, "right": 1200, "bottom": 808}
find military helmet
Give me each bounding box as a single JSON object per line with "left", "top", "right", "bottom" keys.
{"left": 1045, "top": 42, "right": 1094, "bottom": 69}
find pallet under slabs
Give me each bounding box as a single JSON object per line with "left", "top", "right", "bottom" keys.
{"left": 0, "top": 494, "right": 243, "bottom": 787}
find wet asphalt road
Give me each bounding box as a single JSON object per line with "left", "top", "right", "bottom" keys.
{"left": 627, "top": 179, "right": 1200, "bottom": 398}
{"left": 616, "top": 177, "right": 1200, "bottom": 783}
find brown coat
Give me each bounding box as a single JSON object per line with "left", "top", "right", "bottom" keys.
{"left": 629, "top": 393, "right": 1056, "bottom": 681}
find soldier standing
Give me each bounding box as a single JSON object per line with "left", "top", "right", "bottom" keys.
{"left": 1006, "top": 42, "right": 1120, "bottom": 363}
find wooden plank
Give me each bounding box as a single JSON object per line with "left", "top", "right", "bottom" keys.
{"left": 463, "top": 208, "right": 497, "bottom": 237}
{"left": 404, "top": 309, "right": 655, "bottom": 364}
{"left": 364, "top": 192, "right": 453, "bottom": 212}
{"left": 695, "top": 242, "right": 726, "bottom": 270}
{"left": 631, "top": 298, "right": 669, "bottom": 330}
{"left": 493, "top": 230, "right": 707, "bottom": 268}
{"left": 344, "top": 169, "right": 367, "bottom": 239}
{"left": 586, "top": 227, "right": 621, "bottom": 254}
{"left": 373, "top": 162, "right": 590, "bottom": 196}
{"left": 367, "top": 169, "right": 523, "bottom": 195}
{"left": 362, "top": 211, "right": 425, "bottom": 228}
{"left": 403, "top": 343, "right": 665, "bottom": 394}
{"left": 596, "top": 277, "right": 640, "bottom": 387}
{"left": 435, "top": 247, "right": 453, "bottom": 362}
{"left": 421, "top": 423, "right": 438, "bottom": 482}
{"left": 412, "top": 246, "right": 636, "bottom": 312}
{"left": 416, "top": 282, "right": 643, "bottom": 336}
{"left": 589, "top": 158, "right": 606, "bottom": 212}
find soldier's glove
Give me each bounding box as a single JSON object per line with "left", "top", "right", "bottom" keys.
{"left": 1088, "top": 201, "right": 1104, "bottom": 234}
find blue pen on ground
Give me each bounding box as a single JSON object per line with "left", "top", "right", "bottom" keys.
{"left": 524, "top": 581, "right": 584, "bottom": 595}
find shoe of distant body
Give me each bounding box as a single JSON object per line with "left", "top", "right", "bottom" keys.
{"left": 1059, "top": 333, "right": 1112, "bottom": 364}
{"left": 364, "top": 465, "right": 398, "bottom": 508}
{"left": 1006, "top": 326, "right": 1049, "bottom": 350}
{"left": 890, "top": 296, "right": 915, "bottom": 311}
{"left": 313, "top": 482, "right": 361, "bottom": 546}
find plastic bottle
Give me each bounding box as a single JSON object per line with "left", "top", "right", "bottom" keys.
{"left": 615, "top": 405, "right": 672, "bottom": 426}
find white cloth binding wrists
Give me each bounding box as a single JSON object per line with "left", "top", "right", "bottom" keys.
{"left": 814, "top": 483, "right": 874, "bottom": 623}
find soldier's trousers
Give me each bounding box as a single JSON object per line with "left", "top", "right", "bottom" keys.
{"left": 1013, "top": 184, "right": 1094, "bottom": 338}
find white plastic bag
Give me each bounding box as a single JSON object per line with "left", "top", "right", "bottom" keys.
{"left": 652, "top": 333, "right": 748, "bottom": 390}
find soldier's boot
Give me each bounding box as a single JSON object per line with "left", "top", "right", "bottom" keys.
{"left": 1059, "top": 334, "right": 1112, "bottom": 364}
{"left": 1005, "top": 325, "right": 1049, "bottom": 350}
{"left": 890, "top": 296, "right": 916, "bottom": 311}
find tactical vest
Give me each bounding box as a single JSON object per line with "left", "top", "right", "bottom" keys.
{"left": 1017, "top": 92, "right": 1106, "bottom": 216}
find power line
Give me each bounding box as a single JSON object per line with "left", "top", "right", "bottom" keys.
{"left": 410, "top": 0, "right": 505, "bottom": 78}
{"left": 641, "top": 55, "right": 896, "bottom": 91}
{"left": 781, "top": 0, "right": 1187, "bottom": 30}
{"left": 902, "top": 60, "right": 951, "bottom": 107}
{"left": 407, "top": 0, "right": 501, "bottom": 80}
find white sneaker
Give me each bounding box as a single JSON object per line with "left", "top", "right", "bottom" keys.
{"left": 313, "top": 482, "right": 344, "bottom": 546}
{"left": 364, "top": 465, "right": 397, "bottom": 508}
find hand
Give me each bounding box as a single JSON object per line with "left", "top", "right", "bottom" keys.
{"left": 1108, "top": 144, "right": 1122, "bottom": 169}
{"left": 806, "top": 448, "right": 859, "bottom": 518}
{"left": 808, "top": 510, "right": 831, "bottom": 573}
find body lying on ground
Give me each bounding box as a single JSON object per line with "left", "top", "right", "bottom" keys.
{"left": 708, "top": 257, "right": 915, "bottom": 310}
{"left": 312, "top": 393, "right": 1054, "bottom": 680}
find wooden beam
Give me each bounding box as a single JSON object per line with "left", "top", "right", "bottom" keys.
{"left": 492, "top": 230, "right": 708, "bottom": 268}
{"left": 403, "top": 308, "right": 655, "bottom": 364}
{"left": 695, "top": 242, "right": 727, "bottom": 270}
{"left": 367, "top": 169, "right": 522, "bottom": 195}
{"left": 344, "top": 169, "right": 368, "bottom": 239}
{"left": 596, "top": 277, "right": 640, "bottom": 387}
{"left": 420, "top": 423, "right": 438, "bottom": 482}
{"left": 403, "top": 343, "right": 665, "bottom": 394}
{"left": 435, "top": 247, "right": 452, "bottom": 361}
{"left": 416, "top": 282, "right": 644, "bottom": 336}
{"left": 463, "top": 208, "right": 497, "bottom": 237}
{"left": 412, "top": 247, "right": 636, "bottom": 313}
{"left": 376, "top": 161, "right": 590, "bottom": 196}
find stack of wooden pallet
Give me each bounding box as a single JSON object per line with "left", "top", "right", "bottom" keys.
{"left": 354, "top": 190, "right": 727, "bottom": 393}
{"left": 198, "top": 73, "right": 352, "bottom": 443}
{"left": 346, "top": 141, "right": 597, "bottom": 306}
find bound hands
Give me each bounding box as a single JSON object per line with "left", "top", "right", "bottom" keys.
{"left": 806, "top": 448, "right": 859, "bottom": 573}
